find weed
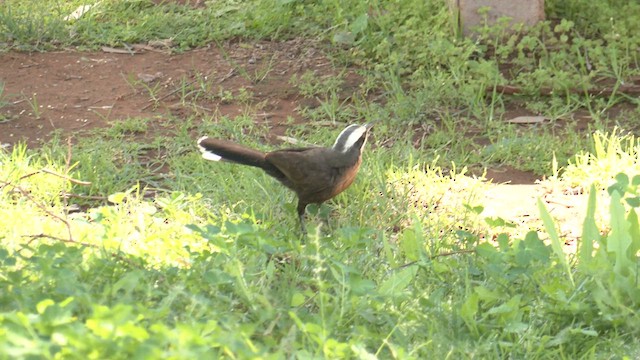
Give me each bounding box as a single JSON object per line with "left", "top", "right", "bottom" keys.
{"left": 216, "top": 42, "right": 276, "bottom": 84}
{"left": 192, "top": 71, "right": 214, "bottom": 101}
{"left": 250, "top": 53, "right": 277, "bottom": 84}
{"left": 0, "top": 82, "right": 11, "bottom": 122}
{"left": 562, "top": 130, "right": 640, "bottom": 189}
{"left": 138, "top": 81, "right": 163, "bottom": 110}
{"left": 23, "top": 92, "right": 42, "bottom": 119}
{"left": 482, "top": 125, "right": 587, "bottom": 175}
{"left": 105, "top": 117, "right": 149, "bottom": 138}
{"left": 3, "top": 0, "right": 640, "bottom": 357}
{"left": 290, "top": 70, "right": 345, "bottom": 98}
{"left": 0, "top": 82, "right": 9, "bottom": 108}
{"left": 299, "top": 91, "right": 355, "bottom": 124}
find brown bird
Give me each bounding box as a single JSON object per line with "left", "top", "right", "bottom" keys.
{"left": 197, "top": 123, "right": 373, "bottom": 233}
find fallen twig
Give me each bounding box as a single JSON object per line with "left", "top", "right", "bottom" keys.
{"left": 1, "top": 169, "right": 91, "bottom": 190}
{"left": 1, "top": 138, "right": 87, "bottom": 242}
{"left": 62, "top": 193, "right": 108, "bottom": 201}
{"left": 394, "top": 249, "right": 476, "bottom": 270}
{"left": 41, "top": 169, "right": 92, "bottom": 185}
{"left": 20, "top": 234, "right": 143, "bottom": 268}
{"left": 218, "top": 68, "right": 236, "bottom": 83}
{"left": 22, "top": 233, "right": 95, "bottom": 248}
{"left": 4, "top": 182, "right": 75, "bottom": 241}
{"left": 490, "top": 84, "right": 640, "bottom": 97}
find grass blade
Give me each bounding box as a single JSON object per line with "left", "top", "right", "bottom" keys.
{"left": 578, "top": 185, "right": 599, "bottom": 269}
{"left": 538, "top": 198, "right": 574, "bottom": 286}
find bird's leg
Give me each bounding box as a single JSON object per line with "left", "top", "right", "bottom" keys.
{"left": 322, "top": 214, "right": 331, "bottom": 231}
{"left": 298, "top": 213, "right": 307, "bottom": 235}
{"left": 297, "top": 202, "right": 308, "bottom": 236}
{"left": 318, "top": 204, "right": 332, "bottom": 230}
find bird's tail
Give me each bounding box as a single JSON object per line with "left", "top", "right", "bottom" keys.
{"left": 197, "top": 137, "right": 269, "bottom": 169}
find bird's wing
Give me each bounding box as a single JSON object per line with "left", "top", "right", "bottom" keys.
{"left": 267, "top": 147, "right": 360, "bottom": 202}
{"left": 266, "top": 148, "right": 336, "bottom": 185}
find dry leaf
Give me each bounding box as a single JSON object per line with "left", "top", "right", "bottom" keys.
{"left": 276, "top": 136, "right": 301, "bottom": 145}
{"left": 148, "top": 39, "right": 174, "bottom": 49}
{"left": 507, "top": 116, "right": 547, "bottom": 124}
{"left": 101, "top": 47, "right": 137, "bottom": 55}
{"left": 137, "top": 72, "right": 163, "bottom": 83}
{"left": 64, "top": 5, "right": 93, "bottom": 21}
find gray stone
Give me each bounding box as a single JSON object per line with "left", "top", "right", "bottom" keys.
{"left": 450, "top": 0, "right": 545, "bottom": 35}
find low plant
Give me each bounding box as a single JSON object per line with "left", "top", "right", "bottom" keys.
{"left": 0, "top": 82, "right": 11, "bottom": 122}
{"left": 290, "top": 70, "right": 345, "bottom": 98}
{"left": 23, "top": 92, "right": 42, "bottom": 119}
{"left": 562, "top": 130, "right": 640, "bottom": 189}
{"left": 538, "top": 174, "right": 640, "bottom": 333}
{"left": 454, "top": 175, "right": 640, "bottom": 356}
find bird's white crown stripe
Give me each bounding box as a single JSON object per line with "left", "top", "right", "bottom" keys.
{"left": 333, "top": 125, "right": 367, "bottom": 152}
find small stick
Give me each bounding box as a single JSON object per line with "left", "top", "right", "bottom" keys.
{"left": 491, "top": 84, "right": 640, "bottom": 97}
{"left": 394, "top": 249, "right": 476, "bottom": 270}
{"left": 62, "top": 193, "right": 108, "bottom": 201}
{"left": 5, "top": 183, "right": 74, "bottom": 241}
{"left": 41, "top": 169, "right": 91, "bottom": 186}
{"left": 22, "top": 233, "right": 95, "bottom": 248}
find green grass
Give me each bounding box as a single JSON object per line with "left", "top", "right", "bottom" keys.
{"left": 0, "top": 82, "right": 11, "bottom": 122}
{"left": 3, "top": 118, "right": 640, "bottom": 358}
{"left": 561, "top": 130, "right": 640, "bottom": 190}
{"left": 2, "top": 0, "right": 640, "bottom": 357}
{"left": 3, "top": 0, "right": 639, "bottom": 173}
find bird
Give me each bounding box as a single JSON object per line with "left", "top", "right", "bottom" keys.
{"left": 197, "top": 123, "right": 374, "bottom": 233}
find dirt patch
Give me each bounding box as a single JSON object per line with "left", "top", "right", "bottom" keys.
{"left": 485, "top": 165, "right": 540, "bottom": 184}
{"left": 0, "top": 39, "right": 344, "bottom": 147}
{"left": 480, "top": 183, "right": 599, "bottom": 252}
{"left": 1, "top": 39, "right": 551, "bottom": 188}
{"left": 0, "top": 40, "right": 612, "bottom": 244}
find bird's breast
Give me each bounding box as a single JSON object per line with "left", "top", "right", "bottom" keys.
{"left": 329, "top": 155, "right": 362, "bottom": 198}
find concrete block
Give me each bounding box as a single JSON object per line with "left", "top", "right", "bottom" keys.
{"left": 450, "top": 0, "right": 545, "bottom": 35}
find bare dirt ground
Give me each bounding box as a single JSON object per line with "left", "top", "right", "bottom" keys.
{"left": 0, "top": 40, "right": 536, "bottom": 181}
{"left": 0, "top": 39, "right": 342, "bottom": 146}
{"left": 0, "top": 40, "right": 592, "bottom": 246}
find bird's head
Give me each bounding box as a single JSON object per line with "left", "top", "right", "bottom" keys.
{"left": 332, "top": 123, "right": 374, "bottom": 154}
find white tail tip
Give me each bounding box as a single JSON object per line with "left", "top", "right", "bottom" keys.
{"left": 197, "top": 136, "right": 222, "bottom": 161}
{"left": 201, "top": 152, "right": 222, "bottom": 161}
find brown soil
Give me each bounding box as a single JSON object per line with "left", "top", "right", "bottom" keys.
{"left": 0, "top": 40, "right": 608, "bottom": 243}
{"left": 0, "top": 40, "right": 345, "bottom": 147}
{"left": 0, "top": 39, "right": 549, "bottom": 189}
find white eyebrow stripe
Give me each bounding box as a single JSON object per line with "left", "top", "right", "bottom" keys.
{"left": 333, "top": 125, "right": 367, "bottom": 152}
{"left": 341, "top": 127, "right": 366, "bottom": 152}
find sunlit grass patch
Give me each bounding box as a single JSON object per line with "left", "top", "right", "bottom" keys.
{"left": 561, "top": 130, "right": 640, "bottom": 190}
{"left": 0, "top": 145, "right": 210, "bottom": 266}
{"left": 2, "top": 0, "right": 640, "bottom": 356}
{"left": 384, "top": 159, "right": 488, "bottom": 231}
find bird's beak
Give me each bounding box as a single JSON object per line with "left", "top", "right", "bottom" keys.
{"left": 364, "top": 122, "right": 376, "bottom": 130}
